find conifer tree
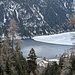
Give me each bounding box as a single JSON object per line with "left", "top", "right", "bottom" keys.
{"left": 43, "top": 62, "right": 60, "bottom": 75}
{"left": 68, "top": 54, "right": 75, "bottom": 75}
{"left": 2, "top": 30, "right": 16, "bottom": 75}
{"left": 7, "top": 17, "right": 28, "bottom": 75}
{"left": 0, "top": 44, "right": 3, "bottom": 75}
{"left": 7, "top": 17, "right": 20, "bottom": 50}
{"left": 59, "top": 55, "right": 64, "bottom": 69}
{"left": 14, "top": 40, "right": 28, "bottom": 75}
{"left": 0, "top": 17, "right": 28, "bottom": 75}
{"left": 27, "top": 48, "right": 37, "bottom": 75}
{"left": 0, "top": 26, "right": 3, "bottom": 75}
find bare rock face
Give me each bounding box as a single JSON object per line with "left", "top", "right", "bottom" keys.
{"left": 0, "top": 0, "right": 74, "bottom": 37}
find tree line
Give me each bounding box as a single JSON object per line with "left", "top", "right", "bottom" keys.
{"left": 42, "top": 48, "right": 75, "bottom": 75}
{"left": 0, "top": 17, "right": 75, "bottom": 75}
{"left": 0, "top": 17, "right": 37, "bottom": 75}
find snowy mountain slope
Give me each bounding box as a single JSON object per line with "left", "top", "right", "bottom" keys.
{"left": 0, "top": 0, "right": 74, "bottom": 37}
{"left": 33, "top": 32, "right": 75, "bottom": 45}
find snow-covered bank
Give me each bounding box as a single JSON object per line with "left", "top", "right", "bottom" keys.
{"left": 33, "top": 32, "right": 75, "bottom": 45}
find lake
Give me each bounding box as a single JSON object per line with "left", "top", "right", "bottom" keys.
{"left": 21, "top": 39, "right": 72, "bottom": 58}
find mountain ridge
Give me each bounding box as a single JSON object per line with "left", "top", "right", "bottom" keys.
{"left": 0, "top": 0, "right": 74, "bottom": 37}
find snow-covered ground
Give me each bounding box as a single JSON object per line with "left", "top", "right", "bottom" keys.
{"left": 33, "top": 32, "right": 75, "bottom": 45}
{"left": 37, "top": 58, "right": 59, "bottom": 67}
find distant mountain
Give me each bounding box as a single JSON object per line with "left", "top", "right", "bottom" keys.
{"left": 0, "top": 0, "right": 74, "bottom": 38}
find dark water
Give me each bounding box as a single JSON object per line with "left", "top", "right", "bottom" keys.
{"left": 21, "top": 39, "right": 72, "bottom": 58}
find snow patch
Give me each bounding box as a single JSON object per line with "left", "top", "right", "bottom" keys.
{"left": 0, "top": 1, "right": 4, "bottom": 5}
{"left": 15, "top": 10, "right": 19, "bottom": 20}
{"left": 38, "top": 11, "right": 44, "bottom": 20}
{"left": 64, "top": 2, "right": 67, "bottom": 8}
{"left": 33, "top": 32, "right": 75, "bottom": 45}
{"left": 4, "top": 14, "right": 6, "bottom": 23}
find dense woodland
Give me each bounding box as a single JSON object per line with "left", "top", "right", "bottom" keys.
{"left": 0, "top": 17, "right": 75, "bottom": 75}
{"left": 0, "top": 17, "right": 37, "bottom": 75}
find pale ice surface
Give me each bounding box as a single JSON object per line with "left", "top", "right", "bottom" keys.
{"left": 33, "top": 32, "right": 75, "bottom": 45}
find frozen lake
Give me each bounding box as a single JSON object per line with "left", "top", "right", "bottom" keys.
{"left": 21, "top": 39, "right": 72, "bottom": 58}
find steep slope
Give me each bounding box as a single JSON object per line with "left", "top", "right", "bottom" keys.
{"left": 0, "top": 0, "right": 74, "bottom": 38}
